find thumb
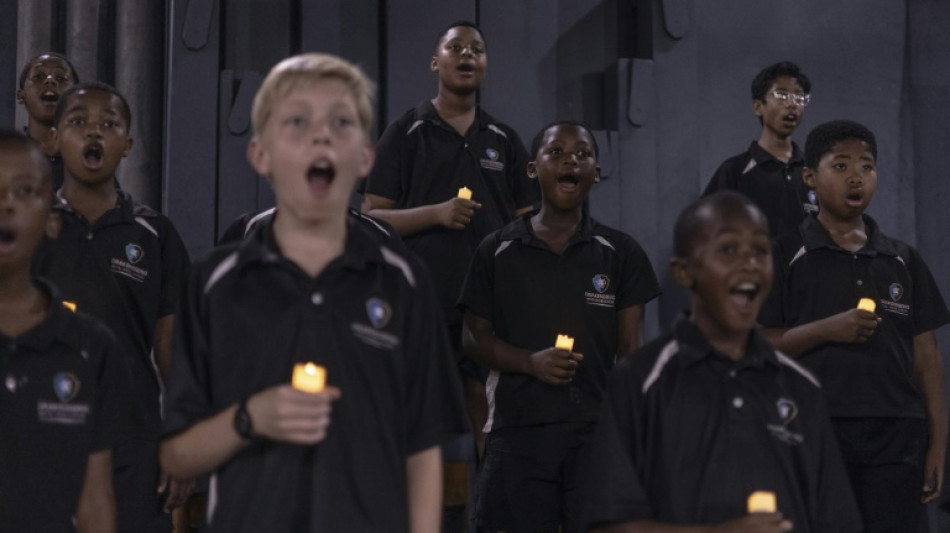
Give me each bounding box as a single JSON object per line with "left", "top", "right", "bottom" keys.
{"left": 157, "top": 470, "right": 169, "bottom": 493}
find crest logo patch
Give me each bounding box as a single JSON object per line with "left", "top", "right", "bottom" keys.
{"left": 592, "top": 275, "right": 610, "bottom": 294}
{"left": 366, "top": 298, "right": 392, "bottom": 329}
{"left": 776, "top": 398, "right": 798, "bottom": 424}
{"left": 485, "top": 148, "right": 499, "bottom": 161}
{"left": 125, "top": 243, "right": 144, "bottom": 264}
{"left": 889, "top": 283, "right": 904, "bottom": 301}
{"left": 53, "top": 373, "right": 80, "bottom": 403}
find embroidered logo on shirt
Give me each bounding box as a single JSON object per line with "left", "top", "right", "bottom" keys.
{"left": 125, "top": 243, "right": 144, "bottom": 264}
{"left": 366, "top": 298, "right": 392, "bottom": 329}
{"left": 38, "top": 372, "right": 90, "bottom": 425}
{"left": 880, "top": 282, "right": 910, "bottom": 316}
{"left": 804, "top": 190, "right": 819, "bottom": 213}
{"left": 53, "top": 372, "right": 80, "bottom": 402}
{"left": 112, "top": 244, "right": 149, "bottom": 283}
{"left": 585, "top": 274, "right": 615, "bottom": 307}
{"left": 480, "top": 147, "right": 505, "bottom": 172}
{"left": 767, "top": 397, "right": 803, "bottom": 445}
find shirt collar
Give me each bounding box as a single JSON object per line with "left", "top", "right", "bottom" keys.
{"left": 747, "top": 141, "right": 804, "bottom": 168}
{"left": 54, "top": 188, "right": 135, "bottom": 223}
{"left": 799, "top": 213, "right": 899, "bottom": 257}
{"left": 6, "top": 278, "right": 72, "bottom": 351}
{"left": 415, "top": 99, "right": 493, "bottom": 133}
{"left": 498, "top": 212, "right": 599, "bottom": 248}
{"left": 671, "top": 313, "right": 779, "bottom": 371}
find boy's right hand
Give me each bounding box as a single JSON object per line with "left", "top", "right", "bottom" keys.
{"left": 436, "top": 197, "right": 482, "bottom": 230}
{"left": 528, "top": 347, "right": 583, "bottom": 385}
{"left": 824, "top": 308, "right": 882, "bottom": 344}
{"left": 246, "top": 385, "right": 342, "bottom": 445}
{"left": 712, "top": 512, "right": 792, "bottom": 533}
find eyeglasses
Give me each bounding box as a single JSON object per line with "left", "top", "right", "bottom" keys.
{"left": 771, "top": 90, "right": 811, "bottom": 107}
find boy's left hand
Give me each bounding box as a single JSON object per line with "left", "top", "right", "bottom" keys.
{"left": 158, "top": 469, "right": 196, "bottom": 513}
{"left": 922, "top": 445, "right": 944, "bottom": 503}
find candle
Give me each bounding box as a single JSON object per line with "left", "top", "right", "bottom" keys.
{"left": 292, "top": 362, "right": 326, "bottom": 393}
{"left": 747, "top": 491, "right": 776, "bottom": 513}
{"left": 857, "top": 298, "right": 876, "bottom": 313}
{"left": 554, "top": 334, "right": 574, "bottom": 352}
{"left": 62, "top": 300, "right": 77, "bottom": 312}
{"left": 457, "top": 187, "right": 473, "bottom": 200}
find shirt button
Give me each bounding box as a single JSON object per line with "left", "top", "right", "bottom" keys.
{"left": 311, "top": 292, "right": 324, "bottom": 305}
{"left": 857, "top": 280, "right": 863, "bottom": 286}
{"left": 5, "top": 375, "right": 16, "bottom": 393}
{"left": 732, "top": 396, "right": 744, "bottom": 409}
{"left": 86, "top": 232, "right": 94, "bottom": 240}
{"left": 728, "top": 370, "right": 737, "bottom": 378}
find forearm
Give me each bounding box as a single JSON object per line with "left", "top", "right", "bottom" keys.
{"left": 153, "top": 315, "right": 175, "bottom": 382}
{"left": 463, "top": 320, "right": 533, "bottom": 374}
{"left": 762, "top": 321, "right": 830, "bottom": 357}
{"left": 616, "top": 305, "right": 645, "bottom": 360}
{"left": 75, "top": 450, "right": 116, "bottom": 533}
{"left": 364, "top": 206, "right": 439, "bottom": 237}
{"left": 406, "top": 445, "right": 442, "bottom": 533}
{"left": 160, "top": 404, "right": 248, "bottom": 479}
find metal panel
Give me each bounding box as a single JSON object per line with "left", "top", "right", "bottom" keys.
{"left": 164, "top": 0, "right": 220, "bottom": 257}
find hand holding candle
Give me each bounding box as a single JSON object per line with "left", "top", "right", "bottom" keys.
{"left": 292, "top": 362, "right": 326, "bottom": 393}
{"left": 747, "top": 491, "right": 776, "bottom": 513}
{"left": 457, "top": 187, "right": 473, "bottom": 200}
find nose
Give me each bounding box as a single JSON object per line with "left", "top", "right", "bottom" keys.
{"left": 311, "top": 121, "right": 331, "bottom": 145}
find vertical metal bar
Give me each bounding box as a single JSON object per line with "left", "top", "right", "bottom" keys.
{"left": 14, "top": 0, "right": 55, "bottom": 128}
{"left": 64, "top": 0, "right": 100, "bottom": 82}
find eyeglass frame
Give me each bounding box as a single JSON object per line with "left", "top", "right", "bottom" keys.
{"left": 770, "top": 89, "right": 811, "bottom": 107}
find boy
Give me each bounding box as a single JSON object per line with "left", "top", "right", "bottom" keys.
{"left": 362, "top": 20, "right": 539, "bottom": 458}
{"left": 33, "top": 82, "right": 192, "bottom": 532}
{"left": 703, "top": 61, "right": 817, "bottom": 237}
{"left": 16, "top": 52, "right": 80, "bottom": 188}
{"left": 160, "top": 53, "right": 468, "bottom": 532}
{"left": 0, "top": 130, "right": 123, "bottom": 532}
{"left": 459, "top": 121, "right": 661, "bottom": 532}
{"left": 760, "top": 120, "right": 950, "bottom": 532}
{"left": 583, "top": 191, "right": 862, "bottom": 532}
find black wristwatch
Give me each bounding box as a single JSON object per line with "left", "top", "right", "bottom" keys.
{"left": 233, "top": 396, "right": 255, "bottom": 440}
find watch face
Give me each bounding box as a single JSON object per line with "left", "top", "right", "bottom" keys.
{"left": 234, "top": 402, "right": 253, "bottom": 439}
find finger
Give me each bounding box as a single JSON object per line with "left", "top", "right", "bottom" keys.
{"left": 157, "top": 471, "right": 168, "bottom": 493}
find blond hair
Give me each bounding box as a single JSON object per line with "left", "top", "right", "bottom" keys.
{"left": 251, "top": 53, "right": 375, "bottom": 136}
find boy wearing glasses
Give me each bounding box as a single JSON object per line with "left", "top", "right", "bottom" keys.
{"left": 703, "top": 61, "right": 817, "bottom": 237}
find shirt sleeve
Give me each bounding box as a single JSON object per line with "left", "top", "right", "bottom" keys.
{"left": 702, "top": 159, "right": 739, "bottom": 197}
{"left": 758, "top": 237, "right": 790, "bottom": 328}
{"left": 158, "top": 217, "right": 191, "bottom": 318}
{"left": 456, "top": 233, "right": 497, "bottom": 321}
{"left": 162, "top": 264, "right": 214, "bottom": 437}
{"left": 404, "top": 257, "right": 470, "bottom": 453}
{"left": 908, "top": 247, "right": 950, "bottom": 334}
{"left": 616, "top": 234, "right": 661, "bottom": 310}
{"left": 581, "top": 361, "right": 655, "bottom": 528}
{"left": 364, "top": 117, "right": 408, "bottom": 203}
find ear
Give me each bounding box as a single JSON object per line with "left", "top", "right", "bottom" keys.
{"left": 45, "top": 211, "right": 63, "bottom": 240}
{"left": 246, "top": 136, "right": 271, "bottom": 178}
{"left": 358, "top": 142, "right": 375, "bottom": 178}
{"left": 16, "top": 89, "right": 24, "bottom": 104}
{"left": 430, "top": 56, "right": 439, "bottom": 72}
{"left": 121, "top": 136, "right": 134, "bottom": 158}
{"left": 669, "top": 257, "right": 694, "bottom": 289}
{"left": 802, "top": 166, "right": 815, "bottom": 188}
{"left": 594, "top": 165, "right": 602, "bottom": 183}
{"left": 526, "top": 161, "right": 537, "bottom": 179}
{"left": 752, "top": 99, "right": 764, "bottom": 118}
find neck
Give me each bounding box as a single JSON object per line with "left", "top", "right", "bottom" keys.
{"left": 533, "top": 205, "right": 582, "bottom": 233}
{"left": 273, "top": 210, "right": 347, "bottom": 278}
{"left": 691, "top": 309, "right": 748, "bottom": 362}
{"left": 61, "top": 177, "right": 119, "bottom": 224}
{"left": 757, "top": 131, "right": 793, "bottom": 163}
{"left": 432, "top": 88, "right": 476, "bottom": 117}
{"left": 25, "top": 120, "right": 57, "bottom": 156}
{"left": 817, "top": 211, "right": 867, "bottom": 251}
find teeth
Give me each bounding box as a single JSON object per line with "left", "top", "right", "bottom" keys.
{"left": 314, "top": 161, "right": 330, "bottom": 169}
{"left": 736, "top": 282, "right": 757, "bottom": 292}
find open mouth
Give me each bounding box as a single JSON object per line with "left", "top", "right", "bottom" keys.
{"left": 782, "top": 113, "right": 797, "bottom": 124}
{"left": 0, "top": 226, "right": 17, "bottom": 253}
{"left": 556, "top": 174, "right": 579, "bottom": 192}
{"left": 306, "top": 160, "right": 336, "bottom": 194}
{"left": 729, "top": 281, "right": 760, "bottom": 307}
{"left": 846, "top": 191, "right": 863, "bottom": 206}
{"left": 40, "top": 91, "right": 58, "bottom": 102}
{"left": 83, "top": 144, "right": 104, "bottom": 169}
{"left": 457, "top": 63, "right": 475, "bottom": 74}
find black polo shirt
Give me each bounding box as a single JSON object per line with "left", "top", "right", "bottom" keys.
{"left": 364, "top": 100, "right": 538, "bottom": 318}
{"left": 0, "top": 280, "right": 126, "bottom": 532}
{"left": 704, "top": 141, "right": 817, "bottom": 237}
{"left": 219, "top": 206, "right": 407, "bottom": 254}
{"left": 759, "top": 214, "right": 950, "bottom": 418}
{"left": 458, "top": 214, "right": 660, "bottom": 430}
{"left": 582, "top": 317, "right": 862, "bottom": 532}
{"left": 33, "top": 190, "right": 190, "bottom": 439}
{"left": 162, "top": 216, "right": 468, "bottom": 533}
